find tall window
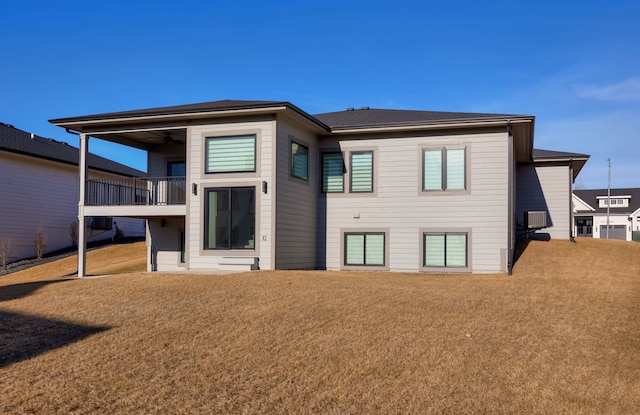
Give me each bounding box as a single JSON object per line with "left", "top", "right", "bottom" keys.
{"left": 322, "top": 152, "right": 344, "bottom": 193}
{"left": 205, "top": 135, "right": 256, "bottom": 173}
{"left": 423, "top": 147, "right": 466, "bottom": 191}
{"left": 291, "top": 141, "right": 308, "bottom": 180}
{"left": 204, "top": 187, "right": 255, "bottom": 250}
{"left": 350, "top": 151, "right": 373, "bottom": 193}
{"left": 423, "top": 232, "right": 467, "bottom": 268}
{"left": 344, "top": 232, "right": 385, "bottom": 266}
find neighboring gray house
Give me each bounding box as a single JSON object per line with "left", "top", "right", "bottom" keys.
{"left": 573, "top": 188, "right": 640, "bottom": 241}
{"left": 49, "top": 100, "right": 589, "bottom": 276}
{"left": 0, "top": 122, "right": 146, "bottom": 263}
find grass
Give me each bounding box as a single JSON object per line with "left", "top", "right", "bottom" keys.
{"left": 0, "top": 238, "right": 639, "bottom": 414}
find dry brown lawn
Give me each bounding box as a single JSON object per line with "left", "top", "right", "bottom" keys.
{"left": 0, "top": 238, "right": 639, "bottom": 414}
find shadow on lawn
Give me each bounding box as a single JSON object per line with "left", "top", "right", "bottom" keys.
{"left": 0, "top": 310, "right": 109, "bottom": 368}
{"left": 0, "top": 279, "right": 70, "bottom": 303}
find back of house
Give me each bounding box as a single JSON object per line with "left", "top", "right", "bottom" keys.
{"left": 49, "top": 100, "right": 588, "bottom": 276}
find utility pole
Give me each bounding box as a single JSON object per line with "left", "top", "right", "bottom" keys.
{"left": 606, "top": 158, "right": 611, "bottom": 239}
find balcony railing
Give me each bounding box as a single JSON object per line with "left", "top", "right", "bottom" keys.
{"left": 86, "top": 176, "right": 186, "bottom": 206}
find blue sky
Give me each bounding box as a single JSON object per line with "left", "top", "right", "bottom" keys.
{"left": 1, "top": 0, "right": 638, "bottom": 189}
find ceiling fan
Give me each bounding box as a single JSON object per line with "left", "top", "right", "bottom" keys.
{"left": 162, "top": 132, "right": 184, "bottom": 145}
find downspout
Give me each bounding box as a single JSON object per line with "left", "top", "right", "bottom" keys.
{"left": 569, "top": 160, "right": 575, "bottom": 241}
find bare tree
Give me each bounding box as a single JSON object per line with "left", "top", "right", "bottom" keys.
{"left": 69, "top": 220, "right": 79, "bottom": 247}
{"left": 34, "top": 223, "right": 47, "bottom": 261}
{"left": 1, "top": 237, "right": 12, "bottom": 271}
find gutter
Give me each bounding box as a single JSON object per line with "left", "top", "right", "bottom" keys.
{"left": 329, "top": 118, "right": 534, "bottom": 135}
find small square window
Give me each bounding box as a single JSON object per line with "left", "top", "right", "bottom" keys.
{"left": 423, "top": 147, "right": 466, "bottom": 191}
{"left": 205, "top": 135, "right": 256, "bottom": 173}
{"left": 423, "top": 232, "right": 467, "bottom": 268}
{"left": 344, "top": 232, "right": 385, "bottom": 266}
{"left": 350, "top": 151, "right": 373, "bottom": 193}
{"left": 291, "top": 141, "right": 308, "bottom": 180}
{"left": 322, "top": 152, "right": 344, "bottom": 193}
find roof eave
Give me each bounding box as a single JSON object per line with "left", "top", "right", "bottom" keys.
{"left": 50, "top": 103, "right": 330, "bottom": 133}
{"left": 329, "top": 116, "right": 534, "bottom": 134}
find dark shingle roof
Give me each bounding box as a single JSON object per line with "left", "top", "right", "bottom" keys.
{"left": 50, "top": 100, "right": 283, "bottom": 122}
{"left": 0, "top": 122, "right": 144, "bottom": 176}
{"left": 51, "top": 100, "right": 533, "bottom": 132}
{"left": 313, "top": 108, "right": 533, "bottom": 129}
{"left": 574, "top": 188, "right": 640, "bottom": 214}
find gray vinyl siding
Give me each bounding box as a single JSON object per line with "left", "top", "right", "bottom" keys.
{"left": 185, "top": 120, "right": 275, "bottom": 271}
{"left": 147, "top": 142, "right": 185, "bottom": 177}
{"left": 148, "top": 218, "right": 184, "bottom": 271}
{"left": 274, "top": 118, "right": 318, "bottom": 269}
{"left": 321, "top": 130, "right": 511, "bottom": 273}
{"left": 516, "top": 164, "right": 571, "bottom": 239}
{"left": 0, "top": 151, "right": 145, "bottom": 262}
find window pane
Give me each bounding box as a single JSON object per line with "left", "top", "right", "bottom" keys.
{"left": 206, "top": 135, "right": 255, "bottom": 173}
{"left": 423, "top": 149, "right": 442, "bottom": 190}
{"left": 365, "top": 233, "right": 385, "bottom": 266}
{"left": 322, "top": 153, "right": 344, "bottom": 192}
{"left": 205, "top": 188, "right": 255, "bottom": 250}
{"left": 446, "top": 233, "right": 467, "bottom": 267}
{"left": 345, "top": 234, "right": 365, "bottom": 265}
{"left": 291, "top": 142, "right": 308, "bottom": 180}
{"left": 351, "top": 151, "right": 373, "bottom": 192}
{"left": 230, "top": 188, "right": 255, "bottom": 249}
{"left": 206, "top": 189, "right": 229, "bottom": 249}
{"left": 424, "top": 233, "right": 445, "bottom": 267}
{"left": 167, "top": 161, "right": 186, "bottom": 176}
{"left": 446, "top": 148, "right": 465, "bottom": 190}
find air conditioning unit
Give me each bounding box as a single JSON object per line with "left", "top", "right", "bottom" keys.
{"left": 525, "top": 211, "right": 547, "bottom": 229}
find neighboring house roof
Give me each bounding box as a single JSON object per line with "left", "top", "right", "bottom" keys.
{"left": 532, "top": 148, "right": 590, "bottom": 178}
{"left": 0, "top": 122, "right": 144, "bottom": 176}
{"left": 313, "top": 107, "right": 534, "bottom": 130}
{"left": 574, "top": 188, "right": 640, "bottom": 215}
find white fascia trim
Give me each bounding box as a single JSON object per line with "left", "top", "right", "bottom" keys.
{"left": 596, "top": 195, "right": 631, "bottom": 199}
{"left": 572, "top": 193, "right": 596, "bottom": 212}
{"left": 53, "top": 106, "right": 289, "bottom": 128}
{"left": 330, "top": 118, "right": 533, "bottom": 134}
{"left": 629, "top": 207, "right": 640, "bottom": 218}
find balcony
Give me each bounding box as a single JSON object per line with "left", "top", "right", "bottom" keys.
{"left": 84, "top": 176, "right": 186, "bottom": 217}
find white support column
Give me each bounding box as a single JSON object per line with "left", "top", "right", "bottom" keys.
{"left": 77, "top": 133, "right": 89, "bottom": 277}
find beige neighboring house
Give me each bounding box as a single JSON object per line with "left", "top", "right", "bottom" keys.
{"left": 49, "top": 100, "right": 589, "bottom": 276}
{"left": 0, "top": 122, "right": 146, "bottom": 263}
{"left": 573, "top": 188, "right": 640, "bottom": 241}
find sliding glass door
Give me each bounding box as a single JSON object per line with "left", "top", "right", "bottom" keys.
{"left": 204, "top": 187, "right": 255, "bottom": 250}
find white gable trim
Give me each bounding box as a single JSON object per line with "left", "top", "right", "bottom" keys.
{"left": 572, "top": 193, "right": 595, "bottom": 212}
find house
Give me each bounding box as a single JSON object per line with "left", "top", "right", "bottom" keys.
{"left": 0, "top": 122, "right": 146, "bottom": 263}
{"left": 49, "top": 100, "right": 589, "bottom": 276}
{"left": 573, "top": 188, "right": 640, "bottom": 241}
